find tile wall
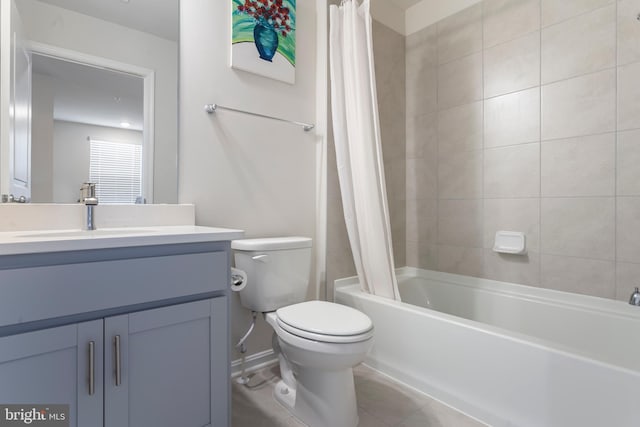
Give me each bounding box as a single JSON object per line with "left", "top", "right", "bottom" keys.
{"left": 406, "top": 0, "right": 640, "bottom": 300}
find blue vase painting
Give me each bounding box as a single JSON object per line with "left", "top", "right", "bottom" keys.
{"left": 231, "top": 0, "right": 296, "bottom": 84}
{"left": 253, "top": 23, "right": 279, "bottom": 62}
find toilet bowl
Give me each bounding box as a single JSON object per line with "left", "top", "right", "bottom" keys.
{"left": 232, "top": 237, "right": 374, "bottom": 427}
{"left": 266, "top": 301, "right": 373, "bottom": 427}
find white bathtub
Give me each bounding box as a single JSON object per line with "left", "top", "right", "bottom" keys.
{"left": 335, "top": 267, "right": 640, "bottom": 427}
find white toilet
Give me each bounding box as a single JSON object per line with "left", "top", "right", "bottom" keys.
{"left": 232, "top": 237, "right": 374, "bottom": 427}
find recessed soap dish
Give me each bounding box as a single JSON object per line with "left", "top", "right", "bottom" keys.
{"left": 493, "top": 231, "right": 526, "bottom": 255}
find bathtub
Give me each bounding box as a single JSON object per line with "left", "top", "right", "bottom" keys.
{"left": 335, "top": 267, "right": 640, "bottom": 427}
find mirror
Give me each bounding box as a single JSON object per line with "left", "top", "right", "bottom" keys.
{"left": 0, "top": 0, "right": 179, "bottom": 204}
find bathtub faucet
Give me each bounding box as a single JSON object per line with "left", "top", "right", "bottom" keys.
{"left": 629, "top": 287, "right": 640, "bottom": 306}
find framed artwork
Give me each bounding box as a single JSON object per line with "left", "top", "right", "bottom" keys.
{"left": 231, "top": 0, "right": 296, "bottom": 84}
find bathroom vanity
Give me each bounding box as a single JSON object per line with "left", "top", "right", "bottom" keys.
{"left": 0, "top": 225, "right": 243, "bottom": 427}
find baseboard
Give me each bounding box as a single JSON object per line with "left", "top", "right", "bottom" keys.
{"left": 231, "top": 349, "right": 278, "bottom": 378}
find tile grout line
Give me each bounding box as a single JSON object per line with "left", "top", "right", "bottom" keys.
{"left": 539, "top": 0, "right": 543, "bottom": 288}
{"left": 435, "top": 20, "right": 441, "bottom": 271}
{"left": 480, "top": 0, "right": 486, "bottom": 279}
{"left": 614, "top": 0, "right": 618, "bottom": 298}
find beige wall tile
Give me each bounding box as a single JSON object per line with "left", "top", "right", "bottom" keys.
{"left": 395, "top": 0, "right": 640, "bottom": 303}
{"left": 406, "top": 64, "right": 437, "bottom": 117}
{"left": 380, "top": 115, "right": 406, "bottom": 163}
{"left": 438, "top": 102, "right": 483, "bottom": 156}
{"left": 326, "top": 247, "right": 356, "bottom": 299}
{"left": 541, "top": 5, "right": 616, "bottom": 84}
{"left": 541, "top": 133, "right": 615, "bottom": 197}
{"left": 392, "top": 231, "right": 407, "bottom": 268}
{"left": 615, "top": 262, "right": 640, "bottom": 301}
{"left": 389, "top": 210, "right": 407, "bottom": 253}
{"left": 617, "top": 129, "right": 640, "bottom": 196}
{"left": 484, "top": 32, "right": 540, "bottom": 98}
{"left": 326, "top": 194, "right": 356, "bottom": 299}
{"left": 406, "top": 26, "right": 437, "bottom": 118}
{"left": 618, "top": 61, "right": 640, "bottom": 131}
{"left": 483, "top": 249, "right": 540, "bottom": 286}
{"left": 387, "top": 159, "right": 407, "bottom": 201}
{"left": 407, "top": 157, "right": 437, "bottom": 200}
{"left": 617, "top": 197, "right": 640, "bottom": 263}
{"left": 541, "top": 0, "right": 613, "bottom": 27}
{"left": 407, "top": 23, "right": 437, "bottom": 57}
{"left": 540, "top": 254, "right": 615, "bottom": 298}
{"left": 483, "top": 0, "right": 541, "bottom": 48}
{"left": 541, "top": 69, "right": 616, "bottom": 140}
{"left": 406, "top": 113, "right": 437, "bottom": 161}
{"left": 484, "top": 198, "right": 540, "bottom": 250}
{"left": 438, "top": 150, "right": 483, "bottom": 199}
{"left": 437, "top": 245, "right": 484, "bottom": 277}
{"left": 541, "top": 197, "right": 615, "bottom": 260}
{"left": 484, "top": 143, "right": 540, "bottom": 198}
{"left": 373, "top": 20, "right": 406, "bottom": 83}
{"left": 618, "top": 0, "right": 640, "bottom": 65}
{"left": 437, "top": 53, "right": 483, "bottom": 110}
{"left": 406, "top": 198, "right": 437, "bottom": 244}
{"left": 438, "top": 199, "right": 483, "bottom": 247}
{"left": 326, "top": 196, "right": 350, "bottom": 253}
{"left": 484, "top": 88, "right": 540, "bottom": 148}
{"left": 406, "top": 240, "right": 438, "bottom": 270}
{"left": 437, "top": 4, "right": 483, "bottom": 64}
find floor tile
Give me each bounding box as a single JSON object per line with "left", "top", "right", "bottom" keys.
{"left": 232, "top": 364, "right": 485, "bottom": 427}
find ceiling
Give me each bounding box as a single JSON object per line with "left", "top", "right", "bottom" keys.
{"left": 33, "top": 54, "right": 144, "bottom": 131}
{"left": 37, "top": 0, "right": 179, "bottom": 41}
{"left": 388, "top": 0, "right": 423, "bottom": 10}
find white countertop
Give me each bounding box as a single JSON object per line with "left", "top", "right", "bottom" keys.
{"left": 0, "top": 225, "right": 245, "bottom": 255}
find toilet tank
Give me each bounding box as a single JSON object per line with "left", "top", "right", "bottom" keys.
{"left": 232, "top": 237, "right": 312, "bottom": 313}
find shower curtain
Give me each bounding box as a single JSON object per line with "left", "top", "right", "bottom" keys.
{"left": 329, "top": 0, "right": 400, "bottom": 301}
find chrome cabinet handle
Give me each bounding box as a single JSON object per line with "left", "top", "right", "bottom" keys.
{"left": 114, "top": 335, "right": 121, "bottom": 386}
{"left": 88, "top": 341, "right": 95, "bottom": 396}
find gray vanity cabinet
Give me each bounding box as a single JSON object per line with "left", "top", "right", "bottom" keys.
{"left": 0, "top": 298, "right": 228, "bottom": 427}
{"left": 0, "top": 240, "right": 235, "bottom": 427}
{"left": 104, "top": 297, "right": 228, "bottom": 427}
{"left": 0, "top": 320, "right": 104, "bottom": 426}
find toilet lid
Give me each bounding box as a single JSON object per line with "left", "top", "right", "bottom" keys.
{"left": 276, "top": 301, "right": 373, "bottom": 343}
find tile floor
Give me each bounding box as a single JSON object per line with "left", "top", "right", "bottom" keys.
{"left": 232, "top": 364, "right": 487, "bottom": 427}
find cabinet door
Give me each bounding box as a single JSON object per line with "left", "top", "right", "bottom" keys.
{"left": 0, "top": 320, "right": 103, "bottom": 427}
{"left": 105, "top": 297, "right": 228, "bottom": 427}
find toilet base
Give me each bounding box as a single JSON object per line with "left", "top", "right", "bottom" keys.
{"left": 274, "top": 365, "right": 359, "bottom": 427}
{"left": 273, "top": 378, "right": 297, "bottom": 412}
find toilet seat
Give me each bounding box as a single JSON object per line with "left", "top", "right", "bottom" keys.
{"left": 275, "top": 301, "right": 374, "bottom": 344}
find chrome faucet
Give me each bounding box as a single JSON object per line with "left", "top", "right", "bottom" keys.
{"left": 80, "top": 182, "right": 98, "bottom": 230}
{"left": 629, "top": 287, "right": 640, "bottom": 306}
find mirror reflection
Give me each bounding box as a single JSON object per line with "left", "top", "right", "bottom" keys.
{"left": 1, "top": 0, "right": 179, "bottom": 204}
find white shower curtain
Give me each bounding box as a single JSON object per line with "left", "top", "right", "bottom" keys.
{"left": 329, "top": 0, "right": 400, "bottom": 301}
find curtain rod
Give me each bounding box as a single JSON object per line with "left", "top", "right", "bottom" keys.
{"left": 204, "top": 103, "right": 315, "bottom": 132}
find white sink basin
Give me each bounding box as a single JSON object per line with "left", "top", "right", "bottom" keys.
{"left": 20, "top": 228, "right": 158, "bottom": 239}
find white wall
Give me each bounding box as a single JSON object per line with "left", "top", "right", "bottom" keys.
{"left": 179, "top": 0, "right": 319, "bottom": 361}
{"left": 52, "top": 120, "right": 142, "bottom": 203}
{"left": 18, "top": 0, "right": 178, "bottom": 203}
